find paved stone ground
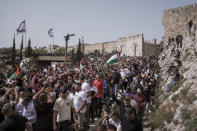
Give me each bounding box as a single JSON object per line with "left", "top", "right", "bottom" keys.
{"left": 87, "top": 118, "right": 99, "bottom": 131}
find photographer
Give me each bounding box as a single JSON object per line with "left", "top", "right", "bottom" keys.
{"left": 112, "top": 95, "right": 133, "bottom": 121}
{"left": 102, "top": 111, "right": 122, "bottom": 131}
{"left": 122, "top": 107, "right": 142, "bottom": 131}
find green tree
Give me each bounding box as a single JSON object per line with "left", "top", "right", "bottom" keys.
{"left": 71, "top": 49, "right": 76, "bottom": 63}
{"left": 34, "top": 48, "right": 48, "bottom": 54}
{"left": 93, "top": 49, "right": 100, "bottom": 55}
{"left": 19, "top": 35, "right": 23, "bottom": 61}
{"left": 76, "top": 38, "right": 82, "bottom": 62}
{"left": 26, "top": 38, "right": 32, "bottom": 57}
{"left": 11, "top": 34, "right": 16, "bottom": 66}
{"left": 54, "top": 47, "right": 65, "bottom": 54}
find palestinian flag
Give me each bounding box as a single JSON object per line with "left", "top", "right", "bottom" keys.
{"left": 80, "top": 59, "right": 84, "bottom": 70}
{"left": 107, "top": 53, "right": 120, "bottom": 64}
{"left": 6, "top": 65, "right": 20, "bottom": 84}
{"left": 80, "top": 63, "right": 83, "bottom": 70}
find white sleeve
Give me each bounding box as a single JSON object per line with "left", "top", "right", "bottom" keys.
{"left": 81, "top": 92, "right": 87, "bottom": 102}
{"left": 109, "top": 118, "right": 117, "bottom": 127}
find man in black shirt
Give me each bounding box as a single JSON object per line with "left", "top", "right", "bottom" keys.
{"left": 33, "top": 87, "right": 54, "bottom": 131}
{"left": 112, "top": 70, "right": 121, "bottom": 96}
{"left": 122, "top": 107, "right": 142, "bottom": 131}
{"left": 0, "top": 103, "right": 32, "bottom": 131}
{"left": 112, "top": 96, "right": 132, "bottom": 121}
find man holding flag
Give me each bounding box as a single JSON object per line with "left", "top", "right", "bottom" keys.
{"left": 106, "top": 53, "right": 121, "bottom": 96}
{"left": 107, "top": 53, "right": 120, "bottom": 65}
{"left": 6, "top": 65, "right": 20, "bottom": 84}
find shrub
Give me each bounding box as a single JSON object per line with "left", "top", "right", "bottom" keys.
{"left": 163, "top": 111, "right": 174, "bottom": 124}
{"left": 181, "top": 108, "right": 191, "bottom": 121}
{"left": 149, "top": 104, "right": 176, "bottom": 129}
{"left": 171, "top": 94, "right": 179, "bottom": 103}
{"left": 185, "top": 117, "right": 197, "bottom": 131}
{"left": 171, "top": 78, "right": 185, "bottom": 93}
{"left": 180, "top": 88, "right": 188, "bottom": 100}
{"left": 188, "top": 93, "right": 197, "bottom": 104}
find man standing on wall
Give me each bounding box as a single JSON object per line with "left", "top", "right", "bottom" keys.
{"left": 112, "top": 70, "right": 121, "bottom": 96}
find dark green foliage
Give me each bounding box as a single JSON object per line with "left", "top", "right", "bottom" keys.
{"left": 25, "top": 38, "right": 32, "bottom": 57}
{"left": 54, "top": 47, "right": 65, "bottom": 54}
{"left": 11, "top": 34, "right": 16, "bottom": 66}
{"left": 171, "top": 94, "right": 179, "bottom": 103}
{"left": 181, "top": 108, "right": 191, "bottom": 121}
{"left": 163, "top": 111, "right": 174, "bottom": 124}
{"left": 19, "top": 35, "right": 23, "bottom": 60}
{"left": 76, "top": 39, "right": 82, "bottom": 62}
{"left": 185, "top": 117, "right": 197, "bottom": 131}
{"left": 71, "top": 49, "right": 76, "bottom": 63}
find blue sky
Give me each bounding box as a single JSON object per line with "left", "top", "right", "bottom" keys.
{"left": 0, "top": 0, "right": 196, "bottom": 48}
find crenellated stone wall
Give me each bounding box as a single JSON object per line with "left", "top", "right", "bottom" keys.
{"left": 84, "top": 34, "right": 145, "bottom": 56}
{"left": 162, "top": 4, "right": 197, "bottom": 45}
{"left": 67, "top": 34, "right": 160, "bottom": 56}
{"left": 143, "top": 43, "right": 160, "bottom": 56}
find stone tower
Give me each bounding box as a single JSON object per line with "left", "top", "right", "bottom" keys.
{"left": 162, "top": 4, "right": 197, "bottom": 45}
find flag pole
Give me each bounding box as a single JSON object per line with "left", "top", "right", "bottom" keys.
{"left": 24, "top": 20, "right": 26, "bottom": 47}
{"left": 52, "top": 35, "right": 54, "bottom": 53}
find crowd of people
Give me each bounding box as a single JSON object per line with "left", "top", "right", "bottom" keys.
{"left": 0, "top": 54, "right": 160, "bottom": 131}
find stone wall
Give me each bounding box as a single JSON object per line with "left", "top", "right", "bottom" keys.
{"left": 119, "top": 34, "right": 144, "bottom": 56}
{"left": 143, "top": 43, "right": 160, "bottom": 56}
{"left": 162, "top": 4, "right": 197, "bottom": 45}
{"left": 68, "top": 34, "right": 160, "bottom": 56}
{"left": 84, "top": 34, "right": 145, "bottom": 56}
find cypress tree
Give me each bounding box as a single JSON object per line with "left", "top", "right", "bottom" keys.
{"left": 11, "top": 34, "right": 16, "bottom": 66}
{"left": 20, "top": 35, "right": 23, "bottom": 60}
{"left": 27, "top": 38, "right": 32, "bottom": 57}
{"left": 71, "top": 49, "right": 75, "bottom": 63}
{"left": 76, "top": 38, "right": 82, "bottom": 62}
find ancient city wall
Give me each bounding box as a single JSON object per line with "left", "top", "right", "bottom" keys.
{"left": 84, "top": 34, "right": 144, "bottom": 56}
{"left": 67, "top": 34, "right": 159, "bottom": 56}
{"left": 84, "top": 43, "right": 102, "bottom": 53}
{"left": 143, "top": 43, "right": 160, "bottom": 56}
{"left": 103, "top": 41, "right": 119, "bottom": 53}
{"left": 119, "top": 34, "right": 144, "bottom": 56}
{"left": 162, "top": 4, "right": 197, "bottom": 44}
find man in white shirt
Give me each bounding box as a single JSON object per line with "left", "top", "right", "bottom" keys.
{"left": 15, "top": 91, "right": 26, "bottom": 116}
{"left": 81, "top": 79, "right": 91, "bottom": 128}
{"left": 73, "top": 75, "right": 91, "bottom": 128}
{"left": 53, "top": 88, "right": 76, "bottom": 131}
{"left": 22, "top": 97, "right": 37, "bottom": 130}
{"left": 74, "top": 90, "right": 87, "bottom": 128}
